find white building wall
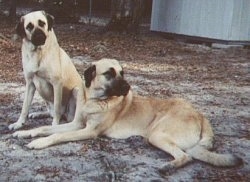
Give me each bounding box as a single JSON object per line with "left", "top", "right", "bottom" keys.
{"left": 150, "top": 0, "right": 250, "bottom": 41}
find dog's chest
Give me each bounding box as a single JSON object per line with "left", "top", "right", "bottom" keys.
{"left": 23, "top": 53, "right": 39, "bottom": 72}
{"left": 23, "top": 51, "right": 50, "bottom": 79}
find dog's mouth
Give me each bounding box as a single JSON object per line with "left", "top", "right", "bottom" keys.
{"left": 105, "top": 79, "right": 130, "bottom": 97}
{"left": 31, "top": 29, "right": 46, "bottom": 47}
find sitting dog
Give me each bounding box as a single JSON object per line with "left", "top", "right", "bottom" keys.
{"left": 9, "top": 11, "right": 83, "bottom": 130}
{"left": 13, "top": 58, "right": 242, "bottom": 169}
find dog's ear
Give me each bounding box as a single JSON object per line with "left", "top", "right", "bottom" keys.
{"left": 84, "top": 65, "right": 96, "bottom": 88}
{"left": 16, "top": 16, "right": 25, "bottom": 38}
{"left": 43, "top": 12, "right": 54, "bottom": 31}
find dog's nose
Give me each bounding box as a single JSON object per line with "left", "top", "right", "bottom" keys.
{"left": 31, "top": 29, "right": 46, "bottom": 46}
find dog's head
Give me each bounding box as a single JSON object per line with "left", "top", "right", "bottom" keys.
{"left": 16, "top": 11, "right": 54, "bottom": 47}
{"left": 84, "top": 59, "right": 130, "bottom": 99}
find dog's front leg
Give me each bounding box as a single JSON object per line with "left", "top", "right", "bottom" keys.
{"left": 52, "top": 81, "right": 63, "bottom": 125}
{"left": 27, "top": 123, "right": 98, "bottom": 149}
{"left": 13, "top": 103, "right": 85, "bottom": 138}
{"left": 9, "top": 82, "right": 36, "bottom": 130}
{"left": 13, "top": 118, "right": 84, "bottom": 138}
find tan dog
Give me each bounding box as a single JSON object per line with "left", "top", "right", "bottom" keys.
{"left": 9, "top": 11, "right": 83, "bottom": 130}
{"left": 13, "top": 58, "right": 242, "bottom": 169}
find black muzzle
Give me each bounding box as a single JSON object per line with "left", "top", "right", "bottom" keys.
{"left": 31, "top": 29, "right": 46, "bottom": 46}
{"left": 105, "top": 79, "right": 130, "bottom": 97}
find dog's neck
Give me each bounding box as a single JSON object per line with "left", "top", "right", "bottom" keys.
{"left": 82, "top": 88, "right": 130, "bottom": 114}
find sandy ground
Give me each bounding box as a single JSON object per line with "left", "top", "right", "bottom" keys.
{"left": 0, "top": 21, "right": 249, "bottom": 181}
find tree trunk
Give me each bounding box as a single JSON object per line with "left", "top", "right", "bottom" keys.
{"left": 44, "top": 0, "right": 79, "bottom": 23}
{"left": 9, "top": 0, "right": 17, "bottom": 22}
{"left": 106, "top": 0, "right": 144, "bottom": 32}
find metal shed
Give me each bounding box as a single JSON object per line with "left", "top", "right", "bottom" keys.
{"left": 150, "top": 0, "right": 250, "bottom": 43}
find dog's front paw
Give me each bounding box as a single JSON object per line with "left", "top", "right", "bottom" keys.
{"left": 13, "top": 130, "right": 33, "bottom": 138}
{"left": 8, "top": 121, "right": 24, "bottom": 130}
{"left": 52, "top": 119, "right": 59, "bottom": 126}
{"left": 158, "top": 163, "right": 176, "bottom": 175}
{"left": 27, "top": 137, "right": 52, "bottom": 149}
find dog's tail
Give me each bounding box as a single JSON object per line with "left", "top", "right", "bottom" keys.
{"left": 186, "top": 145, "right": 243, "bottom": 167}
{"left": 186, "top": 117, "right": 243, "bottom": 167}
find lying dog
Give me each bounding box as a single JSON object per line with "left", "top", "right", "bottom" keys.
{"left": 13, "top": 58, "right": 242, "bottom": 169}
{"left": 9, "top": 11, "right": 83, "bottom": 130}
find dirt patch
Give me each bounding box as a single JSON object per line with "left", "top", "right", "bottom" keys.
{"left": 0, "top": 21, "right": 249, "bottom": 181}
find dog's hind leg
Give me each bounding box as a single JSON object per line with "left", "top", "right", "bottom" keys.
{"left": 28, "top": 102, "right": 53, "bottom": 119}
{"left": 148, "top": 132, "right": 192, "bottom": 170}
{"left": 28, "top": 111, "right": 50, "bottom": 119}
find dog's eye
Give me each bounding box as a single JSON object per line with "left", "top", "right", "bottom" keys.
{"left": 38, "top": 20, "right": 46, "bottom": 27}
{"left": 103, "top": 68, "right": 116, "bottom": 80}
{"left": 26, "top": 23, "right": 34, "bottom": 31}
